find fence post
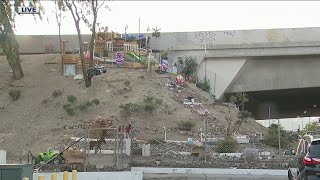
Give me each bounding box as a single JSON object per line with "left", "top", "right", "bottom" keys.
{"left": 38, "top": 175, "right": 44, "bottom": 180}
{"left": 72, "top": 170, "right": 77, "bottom": 180}
{"left": 51, "top": 173, "right": 57, "bottom": 180}
{"left": 63, "top": 171, "right": 68, "bottom": 180}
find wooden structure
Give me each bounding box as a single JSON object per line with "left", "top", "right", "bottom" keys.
{"left": 62, "top": 150, "right": 85, "bottom": 165}
{"left": 62, "top": 40, "right": 100, "bottom": 71}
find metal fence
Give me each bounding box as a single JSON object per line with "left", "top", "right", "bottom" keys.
{"left": 1, "top": 119, "right": 299, "bottom": 172}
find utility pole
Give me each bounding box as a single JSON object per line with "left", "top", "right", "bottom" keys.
{"left": 278, "top": 119, "right": 281, "bottom": 152}
{"left": 204, "top": 119, "right": 207, "bottom": 167}
{"left": 138, "top": 17, "right": 141, "bottom": 61}
{"left": 204, "top": 36, "right": 207, "bottom": 82}
{"left": 268, "top": 105, "right": 271, "bottom": 127}
{"left": 124, "top": 24, "right": 128, "bottom": 42}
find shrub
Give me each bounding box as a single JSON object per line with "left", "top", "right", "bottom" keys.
{"left": 155, "top": 98, "right": 163, "bottom": 105}
{"left": 41, "top": 99, "right": 49, "bottom": 104}
{"left": 9, "top": 89, "right": 21, "bottom": 101}
{"left": 262, "top": 124, "right": 291, "bottom": 149}
{"left": 177, "top": 120, "right": 195, "bottom": 131}
{"left": 65, "top": 107, "right": 75, "bottom": 116}
{"left": 77, "top": 104, "right": 88, "bottom": 111}
{"left": 63, "top": 103, "right": 72, "bottom": 110}
{"left": 67, "top": 95, "right": 77, "bottom": 103}
{"left": 85, "top": 101, "right": 93, "bottom": 107}
{"left": 119, "top": 102, "right": 141, "bottom": 111}
{"left": 52, "top": 89, "right": 63, "bottom": 97}
{"left": 238, "top": 110, "right": 253, "bottom": 120}
{"left": 92, "top": 98, "right": 100, "bottom": 105}
{"left": 124, "top": 80, "right": 131, "bottom": 87}
{"left": 196, "top": 78, "right": 211, "bottom": 93}
{"left": 141, "top": 97, "right": 159, "bottom": 113}
{"left": 148, "top": 138, "right": 165, "bottom": 145}
{"left": 184, "top": 56, "right": 198, "bottom": 77}
{"left": 216, "top": 137, "right": 239, "bottom": 153}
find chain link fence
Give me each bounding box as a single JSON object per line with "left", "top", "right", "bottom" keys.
{"left": 128, "top": 122, "right": 295, "bottom": 169}
{"left": 1, "top": 118, "right": 299, "bottom": 171}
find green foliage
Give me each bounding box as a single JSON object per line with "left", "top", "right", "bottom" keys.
{"left": 63, "top": 97, "right": 97, "bottom": 115}
{"left": 52, "top": 89, "right": 63, "bottom": 97}
{"left": 216, "top": 137, "right": 239, "bottom": 153}
{"left": 299, "top": 122, "right": 319, "bottom": 136}
{"left": 8, "top": 89, "right": 21, "bottom": 101}
{"left": 262, "top": 124, "right": 291, "bottom": 149}
{"left": 91, "top": 98, "right": 100, "bottom": 105}
{"left": 305, "top": 122, "right": 318, "bottom": 133}
{"left": 67, "top": 95, "right": 77, "bottom": 103}
{"left": 148, "top": 138, "right": 165, "bottom": 145}
{"left": 85, "top": 101, "right": 93, "bottom": 107}
{"left": 155, "top": 98, "right": 163, "bottom": 105}
{"left": 196, "top": 78, "right": 211, "bottom": 93}
{"left": 76, "top": 104, "right": 88, "bottom": 111}
{"left": 63, "top": 103, "right": 72, "bottom": 110}
{"left": 65, "top": 106, "right": 75, "bottom": 116}
{"left": 184, "top": 56, "right": 198, "bottom": 77}
{"left": 119, "top": 96, "right": 163, "bottom": 114}
{"left": 229, "top": 95, "right": 238, "bottom": 104}
{"left": 151, "top": 26, "right": 161, "bottom": 38}
{"left": 229, "top": 92, "right": 249, "bottom": 107}
{"left": 238, "top": 110, "right": 253, "bottom": 120}
{"left": 161, "top": 50, "right": 169, "bottom": 59}
{"left": 119, "top": 102, "right": 141, "bottom": 111}
{"left": 124, "top": 80, "right": 131, "bottom": 87}
{"left": 177, "top": 120, "right": 196, "bottom": 131}
{"left": 141, "top": 96, "right": 162, "bottom": 113}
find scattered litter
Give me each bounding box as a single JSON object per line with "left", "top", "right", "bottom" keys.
{"left": 74, "top": 74, "right": 83, "bottom": 80}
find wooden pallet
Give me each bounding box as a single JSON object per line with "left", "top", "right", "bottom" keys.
{"left": 63, "top": 54, "right": 80, "bottom": 64}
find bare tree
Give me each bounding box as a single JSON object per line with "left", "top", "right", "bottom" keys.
{"left": 0, "top": 0, "right": 43, "bottom": 80}
{"left": 62, "top": 0, "right": 91, "bottom": 87}
{"left": 152, "top": 26, "right": 161, "bottom": 48}
{"left": 53, "top": 0, "right": 66, "bottom": 74}
{"left": 82, "top": 0, "right": 109, "bottom": 68}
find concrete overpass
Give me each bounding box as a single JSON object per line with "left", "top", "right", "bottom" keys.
{"left": 148, "top": 27, "right": 320, "bottom": 119}
{"left": 10, "top": 27, "right": 320, "bottom": 119}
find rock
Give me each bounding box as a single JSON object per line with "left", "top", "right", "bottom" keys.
{"left": 0, "top": 106, "right": 4, "bottom": 110}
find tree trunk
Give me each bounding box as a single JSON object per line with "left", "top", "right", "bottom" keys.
{"left": 0, "top": 2, "right": 24, "bottom": 80}
{"left": 76, "top": 22, "right": 91, "bottom": 87}
{"left": 58, "top": 24, "right": 64, "bottom": 75}
{"left": 89, "top": 12, "right": 96, "bottom": 68}
{"left": 7, "top": 50, "right": 24, "bottom": 80}
{"left": 6, "top": 35, "right": 24, "bottom": 80}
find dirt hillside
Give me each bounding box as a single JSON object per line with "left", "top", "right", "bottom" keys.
{"left": 0, "top": 54, "right": 267, "bottom": 163}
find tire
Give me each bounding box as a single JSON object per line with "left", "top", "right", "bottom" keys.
{"left": 297, "top": 170, "right": 307, "bottom": 180}
{"left": 52, "top": 155, "right": 64, "bottom": 164}
{"left": 102, "top": 69, "right": 107, "bottom": 73}
{"left": 34, "top": 156, "right": 41, "bottom": 164}
{"left": 288, "top": 168, "right": 294, "bottom": 180}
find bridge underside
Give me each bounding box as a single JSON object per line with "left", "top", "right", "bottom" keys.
{"left": 225, "top": 87, "right": 320, "bottom": 119}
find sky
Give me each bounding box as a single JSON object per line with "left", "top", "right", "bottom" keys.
{"left": 14, "top": 1, "right": 320, "bottom": 35}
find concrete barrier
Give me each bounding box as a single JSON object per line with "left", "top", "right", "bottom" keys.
{"left": 143, "top": 174, "right": 287, "bottom": 180}
{"left": 131, "top": 167, "right": 287, "bottom": 176}
{"left": 34, "top": 171, "right": 143, "bottom": 180}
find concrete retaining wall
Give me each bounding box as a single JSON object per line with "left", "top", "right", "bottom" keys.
{"left": 131, "top": 167, "right": 287, "bottom": 176}
{"left": 34, "top": 171, "right": 143, "bottom": 180}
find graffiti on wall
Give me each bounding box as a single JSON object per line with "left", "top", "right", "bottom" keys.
{"left": 224, "top": 30, "right": 236, "bottom": 37}
{"left": 194, "top": 31, "right": 216, "bottom": 45}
